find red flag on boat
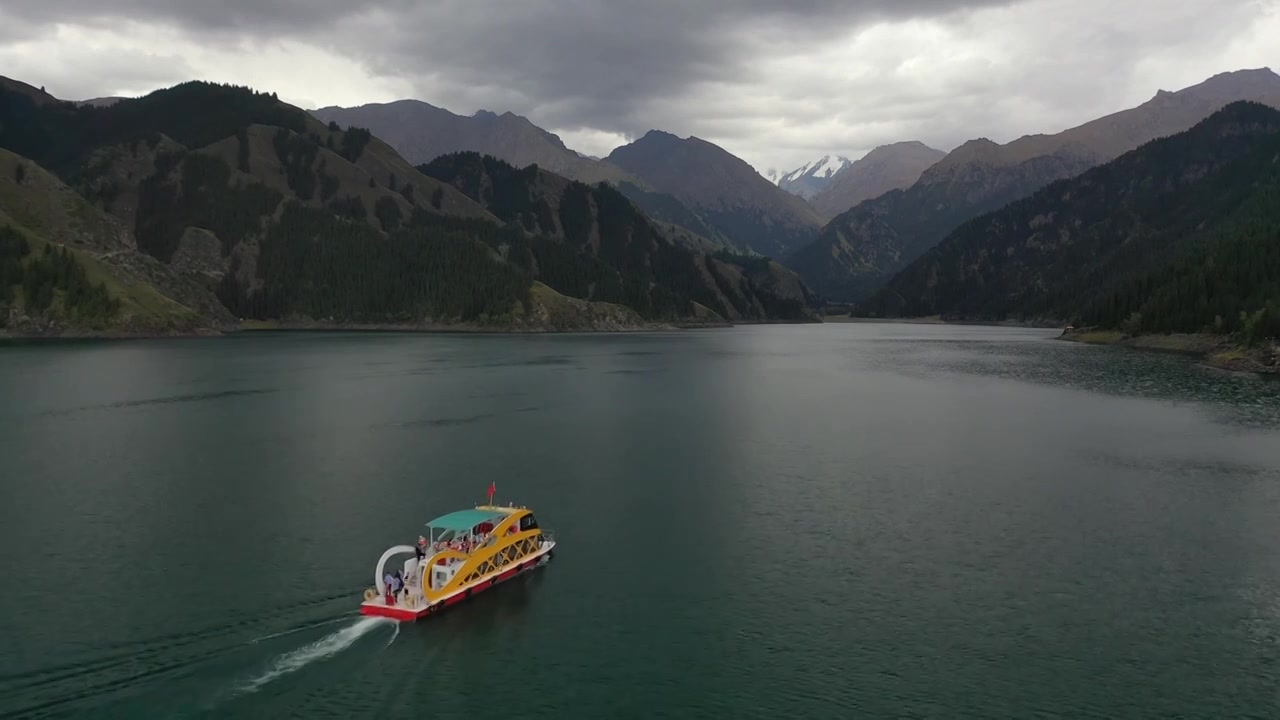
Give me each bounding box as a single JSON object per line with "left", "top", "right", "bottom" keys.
{"left": 487, "top": 481, "right": 496, "bottom": 503}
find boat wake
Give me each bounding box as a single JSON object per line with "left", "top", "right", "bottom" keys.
{"left": 239, "top": 617, "right": 395, "bottom": 694}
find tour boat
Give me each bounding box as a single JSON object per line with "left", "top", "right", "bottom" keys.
{"left": 360, "top": 498, "right": 555, "bottom": 621}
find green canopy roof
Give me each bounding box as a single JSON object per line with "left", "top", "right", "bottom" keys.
{"left": 425, "top": 508, "right": 504, "bottom": 532}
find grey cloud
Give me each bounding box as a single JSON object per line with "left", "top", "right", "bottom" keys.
{"left": 0, "top": 8, "right": 37, "bottom": 42}
{"left": 351, "top": 0, "right": 1014, "bottom": 134}
{"left": 0, "top": 0, "right": 393, "bottom": 33}
{"left": 0, "top": 0, "right": 1275, "bottom": 171}
{"left": 0, "top": 29, "right": 194, "bottom": 102}
{"left": 655, "top": 0, "right": 1273, "bottom": 168}
{"left": 5, "top": 0, "right": 1011, "bottom": 127}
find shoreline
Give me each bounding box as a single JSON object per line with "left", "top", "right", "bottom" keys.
{"left": 1059, "top": 329, "right": 1279, "bottom": 376}
{"left": 0, "top": 317, "right": 809, "bottom": 342}
{"left": 828, "top": 314, "right": 1057, "bottom": 329}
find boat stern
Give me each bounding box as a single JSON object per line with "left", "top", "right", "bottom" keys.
{"left": 360, "top": 597, "right": 432, "bottom": 621}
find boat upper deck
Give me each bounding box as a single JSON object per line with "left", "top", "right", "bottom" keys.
{"left": 422, "top": 505, "right": 531, "bottom": 556}
{"left": 424, "top": 507, "right": 512, "bottom": 532}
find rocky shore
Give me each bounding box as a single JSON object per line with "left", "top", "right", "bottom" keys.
{"left": 1059, "top": 328, "right": 1279, "bottom": 375}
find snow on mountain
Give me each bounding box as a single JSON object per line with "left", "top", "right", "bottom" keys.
{"left": 774, "top": 155, "right": 852, "bottom": 199}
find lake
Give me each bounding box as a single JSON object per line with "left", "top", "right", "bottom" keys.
{"left": 2, "top": 324, "right": 1280, "bottom": 718}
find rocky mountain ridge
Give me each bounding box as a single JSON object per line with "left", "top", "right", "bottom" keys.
{"left": 772, "top": 155, "right": 852, "bottom": 199}
{"left": 606, "top": 130, "right": 824, "bottom": 258}
{"left": 858, "top": 102, "right": 1280, "bottom": 351}
{"left": 809, "top": 141, "right": 946, "bottom": 219}
{"left": 788, "top": 68, "right": 1280, "bottom": 302}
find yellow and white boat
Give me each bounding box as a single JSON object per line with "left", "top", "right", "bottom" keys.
{"left": 360, "top": 502, "right": 555, "bottom": 621}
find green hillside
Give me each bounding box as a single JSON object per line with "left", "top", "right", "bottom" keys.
{"left": 0, "top": 148, "right": 224, "bottom": 335}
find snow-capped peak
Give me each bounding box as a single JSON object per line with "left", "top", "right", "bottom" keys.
{"left": 774, "top": 155, "right": 853, "bottom": 199}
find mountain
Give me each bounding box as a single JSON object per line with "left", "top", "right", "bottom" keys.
{"left": 809, "top": 142, "right": 945, "bottom": 218}
{"left": 419, "top": 152, "right": 819, "bottom": 322}
{"left": 789, "top": 68, "right": 1280, "bottom": 302}
{"left": 1, "top": 147, "right": 233, "bottom": 335}
{"left": 310, "top": 100, "right": 738, "bottom": 253}
{"left": 858, "top": 101, "right": 1280, "bottom": 344}
{"left": 0, "top": 79, "right": 565, "bottom": 332}
{"left": 606, "top": 130, "right": 824, "bottom": 257}
{"left": 0, "top": 77, "right": 815, "bottom": 334}
{"left": 774, "top": 155, "right": 852, "bottom": 199}
{"left": 311, "top": 100, "right": 628, "bottom": 186}
{"left": 612, "top": 181, "right": 736, "bottom": 252}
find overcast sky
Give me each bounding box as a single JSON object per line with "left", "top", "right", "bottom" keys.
{"left": 1, "top": 0, "right": 1276, "bottom": 173}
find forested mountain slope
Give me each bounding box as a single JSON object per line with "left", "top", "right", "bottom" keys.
{"left": 858, "top": 102, "right": 1280, "bottom": 344}
{"left": 789, "top": 68, "right": 1280, "bottom": 303}
{"left": 420, "top": 153, "right": 819, "bottom": 322}
{"left": 0, "top": 148, "right": 231, "bottom": 335}
{"left": 606, "top": 131, "right": 824, "bottom": 258}
{"left": 0, "top": 78, "right": 817, "bottom": 332}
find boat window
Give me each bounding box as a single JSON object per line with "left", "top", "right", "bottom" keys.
{"left": 519, "top": 514, "right": 538, "bottom": 531}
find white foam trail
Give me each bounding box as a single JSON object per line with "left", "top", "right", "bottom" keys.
{"left": 386, "top": 621, "right": 400, "bottom": 648}
{"left": 240, "top": 617, "right": 394, "bottom": 693}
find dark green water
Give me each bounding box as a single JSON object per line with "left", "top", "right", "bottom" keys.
{"left": 3, "top": 324, "right": 1280, "bottom": 719}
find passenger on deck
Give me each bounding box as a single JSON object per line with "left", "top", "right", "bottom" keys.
{"left": 383, "top": 571, "right": 396, "bottom": 604}
{"left": 416, "top": 535, "right": 428, "bottom": 560}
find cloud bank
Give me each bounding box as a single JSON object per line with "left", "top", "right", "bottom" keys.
{"left": 1, "top": 0, "right": 1276, "bottom": 172}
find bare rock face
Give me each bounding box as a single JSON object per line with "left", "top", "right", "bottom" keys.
{"left": 0, "top": 146, "right": 235, "bottom": 332}
{"left": 98, "top": 246, "right": 236, "bottom": 327}
{"left": 170, "top": 227, "right": 228, "bottom": 283}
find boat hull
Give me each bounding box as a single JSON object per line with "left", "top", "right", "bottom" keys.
{"left": 360, "top": 543, "right": 554, "bottom": 621}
